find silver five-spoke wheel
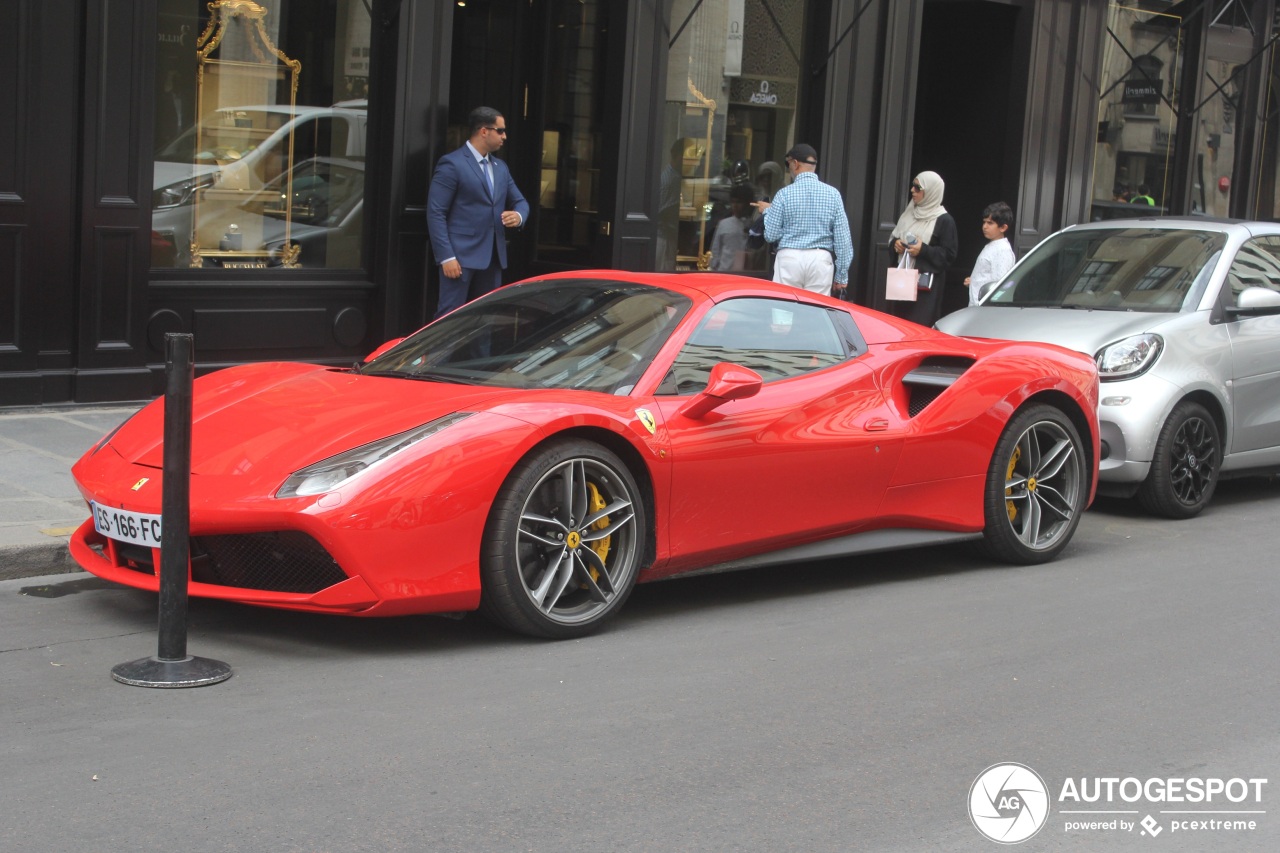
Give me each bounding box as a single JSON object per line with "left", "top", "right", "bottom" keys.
{"left": 481, "top": 439, "right": 645, "bottom": 638}
{"left": 981, "top": 404, "right": 1087, "bottom": 564}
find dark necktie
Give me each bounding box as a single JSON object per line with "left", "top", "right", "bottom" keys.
{"left": 480, "top": 157, "right": 493, "bottom": 196}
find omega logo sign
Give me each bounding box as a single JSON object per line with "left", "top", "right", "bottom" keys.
{"left": 749, "top": 81, "right": 779, "bottom": 106}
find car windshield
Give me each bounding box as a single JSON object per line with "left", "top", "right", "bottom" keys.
{"left": 362, "top": 279, "right": 692, "bottom": 394}
{"left": 985, "top": 227, "right": 1225, "bottom": 313}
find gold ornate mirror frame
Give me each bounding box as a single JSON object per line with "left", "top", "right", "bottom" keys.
{"left": 190, "top": 0, "right": 302, "bottom": 268}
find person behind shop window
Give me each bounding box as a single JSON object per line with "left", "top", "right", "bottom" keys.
{"left": 743, "top": 160, "right": 784, "bottom": 273}
{"left": 427, "top": 106, "right": 529, "bottom": 317}
{"left": 710, "top": 184, "right": 757, "bottom": 272}
{"left": 1130, "top": 184, "right": 1156, "bottom": 206}
{"left": 757, "top": 161, "right": 784, "bottom": 202}
{"left": 889, "top": 170, "right": 959, "bottom": 326}
{"left": 657, "top": 139, "right": 685, "bottom": 269}
{"left": 963, "top": 201, "right": 1016, "bottom": 307}
{"left": 707, "top": 159, "right": 761, "bottom": 257}
{"left": 753, "top": 144, "right": 854, "bottom": 298}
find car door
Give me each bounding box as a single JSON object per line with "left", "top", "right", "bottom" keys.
{"left": 1223, "top": 237, "right": 1280, "bottom": 454}
{"left": 651, "top": 297, "right": 906, "bottom": 568}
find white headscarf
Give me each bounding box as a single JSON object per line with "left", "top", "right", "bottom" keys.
{"left": 892, "top": 171, "right": 948, "bottom": 245}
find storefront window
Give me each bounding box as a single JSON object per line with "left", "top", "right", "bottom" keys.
{"left": 658, "top": 0, "right": 807, "bottom": 272}
{"left": 1187, "top": 1, "right": 1263, "bottom": 218}
{"left": 151, "top": 0, "right": 371, "bottom": 270}
{"left": 1091, "top": 3, "right": 1184, "bottom": 221}
{"left": 1260, "top": 37, "right": 1280, "bottom": 220}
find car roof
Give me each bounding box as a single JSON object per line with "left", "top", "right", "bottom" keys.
{"left": 523, "top": 270, "right": 939, "bottom": 343}
{"left": 1063, "top": 217, "right": 1280, "bottom": 236}
{"left": 206, "top": 104, "right": 367, "bottom": 119}
{"left": 527, "top": 269, "right": 820, "bottom": 302}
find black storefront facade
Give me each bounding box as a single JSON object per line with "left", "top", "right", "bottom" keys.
{"left": 4, "top": 0, "right": 1279, "bottom": 407}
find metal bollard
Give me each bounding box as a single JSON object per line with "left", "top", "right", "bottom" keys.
{"left": 111, "top": 333, "right": 232, "bottom": 688}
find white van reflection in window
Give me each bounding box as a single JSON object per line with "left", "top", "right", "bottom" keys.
{"left": 151, "top": 103, "right": 367, "bottom": 269}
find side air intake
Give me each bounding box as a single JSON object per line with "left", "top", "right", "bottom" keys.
{"left": 902, "top": 357, "right": 975, "bottom": 417}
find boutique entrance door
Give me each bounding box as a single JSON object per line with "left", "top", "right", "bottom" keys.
{"left": 446, "top": 0, "right": 622, "bottom": 279}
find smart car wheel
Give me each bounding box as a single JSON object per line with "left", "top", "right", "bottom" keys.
{"left": 480, "top": 439, "right": 645, "bottom": 639}
{"left": 1137, "top": 401, "right": 1220, "bottom": 519}
{"left": 980, "top": 404, "right": 1086, "bottom": 564}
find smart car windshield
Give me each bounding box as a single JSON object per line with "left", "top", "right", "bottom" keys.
{"left": 362, "top": 280, "right": 692, "bottom": 393}
{"left": 985, "top": 227, "right": 1225, "bottom": 312}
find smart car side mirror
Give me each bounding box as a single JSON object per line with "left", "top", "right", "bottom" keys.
{"left": 677, "top": 363, "right": 763, "bottom": 419}
{"left": 1225, "top": 286, "right": 1280, "bottom": 319}
{"left": 363, "top": 337, "right": 406, "bottom": 362}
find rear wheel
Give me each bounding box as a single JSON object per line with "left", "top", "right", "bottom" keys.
{"left": 1137, "top": 401, "right": 1220, "bottom": 519}
{"left": 980, "top": 404, "right": 1087, "bottom": 564}
{"left": 480, "top": 439, "right": 645, "bottom": 638}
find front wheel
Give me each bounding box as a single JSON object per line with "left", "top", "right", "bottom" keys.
{"left": 480, "top": 439, "right": 646, "bottom": 638}
{"left": 979, "top": 404, "right": 1087, "bottom": 564}
{"left": 1137, "top": 401, "right": 1220, "bottom": 519}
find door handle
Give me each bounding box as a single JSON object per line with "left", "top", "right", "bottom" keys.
{"left": 864, "top": 417, "right": 889, "bottom": 431}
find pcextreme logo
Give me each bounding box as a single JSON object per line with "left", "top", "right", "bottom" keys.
{"left": 969, "top": 764, "right": 1268, "bottom": 844}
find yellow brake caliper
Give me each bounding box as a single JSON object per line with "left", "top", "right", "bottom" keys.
{"left": 1006, "top": 446, "right": 1022, "bottom": 522}
{"left": 584, "top": 482, "right": 611, "bottom": 583}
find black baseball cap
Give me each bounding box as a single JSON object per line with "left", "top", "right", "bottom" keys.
{"left": 785, "top": 143, "right": 818, "bottom": 164}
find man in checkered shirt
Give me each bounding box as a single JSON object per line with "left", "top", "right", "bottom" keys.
{"left": 755, "top": 143, "right": 854, "bottom": 297}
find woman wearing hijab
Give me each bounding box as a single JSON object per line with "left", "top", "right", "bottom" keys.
{"left": 889, "top": 170, "right": 958, "bottom": 326}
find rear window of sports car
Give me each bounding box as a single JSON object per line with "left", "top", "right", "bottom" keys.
{"left": 361, "top": 279, "right": 692, "bottom": 394}
{"left": 984, "top": 227, "right": 1226, "bottom": 313}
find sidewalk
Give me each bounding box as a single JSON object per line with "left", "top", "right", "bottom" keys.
{"left": 0, "top": 404, "right": 144, "bottom": 580}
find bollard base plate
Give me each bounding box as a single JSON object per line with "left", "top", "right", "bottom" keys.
{"left": 111, "top": 655, "right": 233, "bottom": 688}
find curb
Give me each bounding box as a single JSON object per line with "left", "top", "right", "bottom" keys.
{"left": 0, "top": 543, "right": 84, "bottom": 582}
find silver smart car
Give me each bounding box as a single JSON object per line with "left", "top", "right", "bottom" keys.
{"left": 937, "top": 218, "right": 1280, "bottom": 518}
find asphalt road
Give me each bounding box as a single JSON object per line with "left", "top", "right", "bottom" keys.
{"left": 2, "top": 480, "right": 1277, "bottom": 852}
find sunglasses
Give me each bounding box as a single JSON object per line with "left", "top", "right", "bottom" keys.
{"left": 484, "top": 126, "right": 508, "bottom": 135}
{"left": 910, "top": 183, "right": 924, "bottom": 192}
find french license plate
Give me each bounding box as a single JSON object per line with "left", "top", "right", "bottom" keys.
{"left": 91, "top": 502, "right": 163, "bottom": 548}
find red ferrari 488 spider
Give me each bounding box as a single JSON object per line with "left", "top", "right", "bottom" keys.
{"left": 72, "top": 272, "right": 1099, "bottom": 637}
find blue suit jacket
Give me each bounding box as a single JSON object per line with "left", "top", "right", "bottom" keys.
{"left": 427, "top": 144, "right": 530, "bottom": 270}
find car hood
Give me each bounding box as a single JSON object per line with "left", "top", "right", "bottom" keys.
{"left": 936, "top": 306, "right": 1171, "bottom": 356}
{"left": 109, "top": 362, "right": 516, "bottom": 476}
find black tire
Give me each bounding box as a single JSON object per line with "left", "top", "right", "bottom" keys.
{"left": 1137, "top": 401, "right": 1220, "bottom": 519}
{"left": 479, "top": 439, "right": 645, "bottom": 638}
{"left": 979, "top": 404, "right": 1087, "bottom": 564}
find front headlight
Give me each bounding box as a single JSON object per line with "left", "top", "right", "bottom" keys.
{"left": 275, "top": 412, "right": 474, "bottom": 498}
{"left": 1095, "top": 334, "right": 1163, "bottom": 381}
{"left": 153, "top": 175, "right": 216, "bottom": 209}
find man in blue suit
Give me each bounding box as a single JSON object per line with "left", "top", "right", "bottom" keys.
{"left": 427, "top": 106, "right": 530, "bottom": 317}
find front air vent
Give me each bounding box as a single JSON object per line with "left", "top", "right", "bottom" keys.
{"left": 902, "top": 357, "right": 975, "bottom": 417}
{"left": 191, "top": 531, "right": 348, "bottom": 593}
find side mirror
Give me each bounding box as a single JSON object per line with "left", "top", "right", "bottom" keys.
{"left": 1225, "top": 286, "right": 1280, "bottom": 319}
{"left": 363, "top": 337, "right": 406, "bottom": 363}
{"left": 677, "top": 362, "right": 763, "bottom": 419}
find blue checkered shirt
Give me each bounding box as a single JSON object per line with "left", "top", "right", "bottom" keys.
{"left": 762, "top": 172, "right": 854, "bottom": 284}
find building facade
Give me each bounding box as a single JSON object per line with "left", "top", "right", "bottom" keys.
{"left": 3, "top": 0, "right": 1279, "bottom": 406}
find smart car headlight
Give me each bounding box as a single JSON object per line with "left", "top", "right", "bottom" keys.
{"left": 276, "top": 412, "right": 474, "bottom": 498}
{"left": 1095, "top": 334, "right": 1162, "bottom": 381}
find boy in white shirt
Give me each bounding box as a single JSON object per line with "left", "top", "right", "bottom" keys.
{"left": 964, "top": 201, "right": 1015, "bottom": 306}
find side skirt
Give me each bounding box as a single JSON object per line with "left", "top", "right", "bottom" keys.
{"left": 669, "top": 528, "right": 984, "bottom": 580}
